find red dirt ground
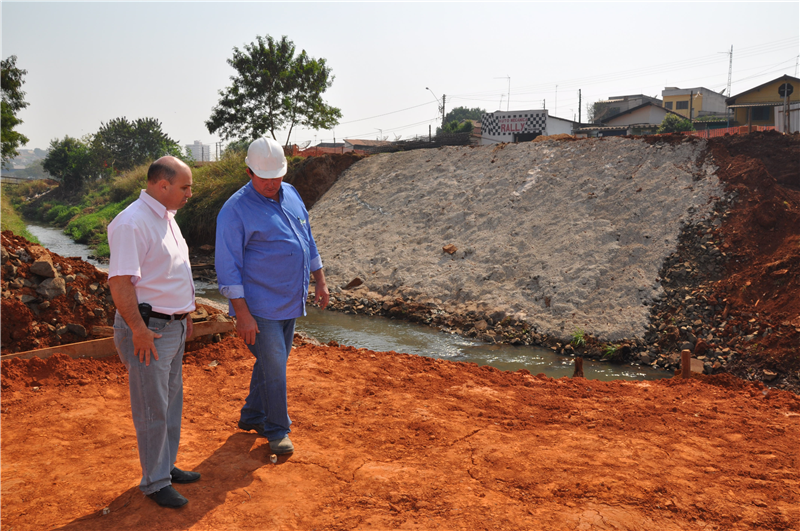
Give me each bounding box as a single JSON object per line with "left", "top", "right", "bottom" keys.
{"left": 2, "top": 336, "right": 799, "bottom": 531}
{"left": 2, "top": 132, "right": 799, "bottom": 530}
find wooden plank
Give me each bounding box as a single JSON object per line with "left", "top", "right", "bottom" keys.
{"left": 1, "top": 320, "right": 234, "bottom": 361}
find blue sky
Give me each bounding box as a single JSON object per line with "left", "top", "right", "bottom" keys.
{"left": 2, "top": 2, "right": 799, "bottom": 152}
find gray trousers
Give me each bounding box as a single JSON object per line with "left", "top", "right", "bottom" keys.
{"left": 114, "top": 312, "right": 186, "bottom": 495}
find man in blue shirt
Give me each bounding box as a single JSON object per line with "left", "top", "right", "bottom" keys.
{"left": 215, "top": 137, "right": 329, "bottom": 455}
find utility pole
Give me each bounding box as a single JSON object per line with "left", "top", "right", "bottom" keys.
{"left": 442, "top": 94, "right": 446, "bottom": 128}
{"left": 578, "top": 89, "right": 582, "bottom": 123}
{"left": 722, "top": 45, "right": 733, "bottom": 128}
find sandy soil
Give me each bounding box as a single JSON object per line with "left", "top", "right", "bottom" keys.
{"left": 2, "top": 334, "right": 799, "bottom": 531}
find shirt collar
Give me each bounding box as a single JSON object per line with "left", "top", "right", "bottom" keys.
{"left": 139, "top": 190, "right": 176, "bottom": 220}
{"left": 245, "top": 181, "right": 284, "bottom": 203}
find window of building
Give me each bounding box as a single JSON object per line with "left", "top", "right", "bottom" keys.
{"left": 664, "top": 101, "right": 673, "bottom": 109}
{"left": 676, "top": 101, "right": 689, "bottom": 110}
{"left": 751, "top": 107, "right": 770, "bottom": 121}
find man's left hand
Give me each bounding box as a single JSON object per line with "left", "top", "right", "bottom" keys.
{"left": 315, "top": 282, "right": 330, "bottom": 309}
{"left": 186, "top": 317, "right": 194, "bottom": 341}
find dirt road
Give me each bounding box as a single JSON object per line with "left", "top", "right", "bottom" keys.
{"left": 2, "top": 334, "right": 799, "bottom": 531}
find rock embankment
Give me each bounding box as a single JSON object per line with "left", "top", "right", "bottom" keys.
{"left": 307, "top": 132, "right": 799, "bottom": 391}
{"left": 1, "top": 231, "right": 117, "bottom": 353}
{"left": 311, "top": 136, "right": 723, "bottom": 342}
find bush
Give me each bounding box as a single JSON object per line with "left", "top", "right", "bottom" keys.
{"left": 109, "top": 164, "right": 148, "bottom": 203}
{"left": 657, "top": 114, "right": 695, "bottom": 134}
{"left": 64, "top": 200, "right": 128, "bottom": 244}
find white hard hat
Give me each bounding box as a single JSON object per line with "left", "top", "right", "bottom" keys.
{"left": 245, "top": 137, "right": 287, "bottom": 179}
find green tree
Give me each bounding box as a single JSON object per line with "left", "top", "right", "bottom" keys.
{"left": 1, "top": 55, "right": 30, "bottom": 168}
{"left": 206, "top": 35, "right": 341, "bottom": 146}
{"left": 440, "top": 120, "right": 474, "bottom": 134}
{"left": 93, "top": 117, "right": 182, "bottom": 173}
{"left": 657, "top": 114, "right": 695, "bottom": 134}
{"left": 223, "top": 139, "right": 251, "bottom": 154}
{"left": 42, "top": 136, "right": 95, "bottom": 193}
{"left": 443, "top": 106, "right": 485, "bottom": 124}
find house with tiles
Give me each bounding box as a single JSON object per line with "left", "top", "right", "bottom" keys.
{"left": 725, "top": 74, "right": 800, "bottom": 132}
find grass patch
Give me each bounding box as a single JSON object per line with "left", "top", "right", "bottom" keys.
{"left": 570, "top": 328, "right": 586, "bottom": 348}
{"left": 1, "top": 186, "right": 39, "bottom": 242}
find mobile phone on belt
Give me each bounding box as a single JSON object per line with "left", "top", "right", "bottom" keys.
{"left": 138, "top": 302, "right": 152, "bottom": 327}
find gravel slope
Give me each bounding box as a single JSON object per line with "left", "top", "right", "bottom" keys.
{"left": 310, "top": 136, "right": 724, "bottom": 342}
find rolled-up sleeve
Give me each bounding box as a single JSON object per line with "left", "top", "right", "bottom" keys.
{"left": 215, "top": 206, "right": 246, "bottom": 300}
{"left": 305, "top": 211, "right": 323, "bottom": 272}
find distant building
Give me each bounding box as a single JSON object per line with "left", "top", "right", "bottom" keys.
{"left": 343, "top": 139, "right": 392, "bottom": 151}
{"left": 591, "top": 95, "right": 662, "bottom": 122}
{"left": 480, "top": 110, "right": 575, "bottom": 145}
{"left": 186, "top": 140, "right": 212, "bottom": 161}
{"left": 662, "top": 87, "right": 727, "bottom": 120}
{"left": 725, "top": 74, "right": 800, "bottom": 131}
{"left": 574, "top": 102, "right": 684, "bottom": 138}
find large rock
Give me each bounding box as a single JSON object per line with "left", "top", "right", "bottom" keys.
{"left": 36, "top": 277, "right": 67, "bottom": 299}
{"left": 30, "top": 254, "right": 57, "bottom": 278}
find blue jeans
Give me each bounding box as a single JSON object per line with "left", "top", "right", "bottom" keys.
{"left": 240, "top": 316, "right": 295, "bottom": 441}
{"left": 114, "top": 312, "right": 187, "bottom": 495}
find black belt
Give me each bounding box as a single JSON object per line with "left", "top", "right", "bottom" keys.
{"left": 150, "top": 311, "right": 190, "bottom": 321}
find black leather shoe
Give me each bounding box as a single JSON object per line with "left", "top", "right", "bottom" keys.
{"left": 238, "top": 420, "right": 266, "bottom": 437}
{"left": 171, "top": 467, "right": 201, "bottom": 484}
{"left": 148, "top": 485, "right": 188, "bottom": 508}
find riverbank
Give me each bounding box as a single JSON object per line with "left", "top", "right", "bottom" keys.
{"left": 2, "top": 131, "right": 799, "bottom": 529}
{"left": 308, "top": 132, "right": 800, "bottom": 392}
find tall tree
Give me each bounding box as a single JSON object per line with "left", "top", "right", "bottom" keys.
{"left": 206, "top": 35, "right": 341, "bottom": 146}
{"left": 42, "top": 136, "right": 95, "bottom": 192}
{"left": 1, "top": 56, "right": 30, "bottom": 168}
{"left": 93, "top": 117, "right": 181, "bottom": 173}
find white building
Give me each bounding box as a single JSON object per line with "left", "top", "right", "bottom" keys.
{"left": 186, "top": 140, "right": 212, "bottom": 161}
{"left": 480, "top": 110, "right": 575, "bottom": 145}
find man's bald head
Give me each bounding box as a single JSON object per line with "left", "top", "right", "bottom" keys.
{"left": 147, "top": 156, "right": 190, "bottom": 184}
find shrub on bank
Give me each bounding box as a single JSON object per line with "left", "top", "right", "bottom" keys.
{"left": 9, "top": 149, "right": 311, "bottom": 255}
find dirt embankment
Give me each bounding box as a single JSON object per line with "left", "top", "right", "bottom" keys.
{"left": 307, "top": 132, "right": 800, "bottom": 392}
{"left": 1, "top": 231, "right": 116, "bottom": 353}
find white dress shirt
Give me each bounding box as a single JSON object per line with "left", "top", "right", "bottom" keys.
{"left": 108, "top": 190, "right": 195, "bottom": 315}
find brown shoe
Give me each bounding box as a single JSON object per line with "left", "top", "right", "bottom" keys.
{"left": 269, "top": 437, "right": 294, "bottom": 455}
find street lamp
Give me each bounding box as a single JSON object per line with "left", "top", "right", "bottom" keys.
{"left": 426, "top": 87, "right": 445, "bottom": 127}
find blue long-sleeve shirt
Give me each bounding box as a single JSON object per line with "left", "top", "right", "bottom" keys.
{"left": 215, "top": 181, "right": 323, "bottom": 320}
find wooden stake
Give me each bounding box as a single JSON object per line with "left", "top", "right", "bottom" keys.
{"left": 573, "top": 357, "right": 585, "bottom": 378}
{"left": 1, "top": 320, "right": 234, "bottom": 362}
{"left": 681, "top": 349, "right": 692, "bottom": 379}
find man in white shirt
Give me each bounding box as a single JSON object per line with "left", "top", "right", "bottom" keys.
{"left": 108, "top": 156, "right": 198, "bottom": 508}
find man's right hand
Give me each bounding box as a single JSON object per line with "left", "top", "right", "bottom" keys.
{"left": 231, "top": 298, "right": 259, "bottom": 345}
{"left": 132, "top": 326, "right": 161, "bottom": 366}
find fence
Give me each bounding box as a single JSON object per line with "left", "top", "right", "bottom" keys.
{"left": 681, "top": 125, "right": 776, "bottom": 139}
{"left": 0, "top": 175, "right": 36, "bottom": 186}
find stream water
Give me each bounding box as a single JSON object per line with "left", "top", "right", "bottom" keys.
{"left": 25, "top": 221, "right": 670, "bottom": 382}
